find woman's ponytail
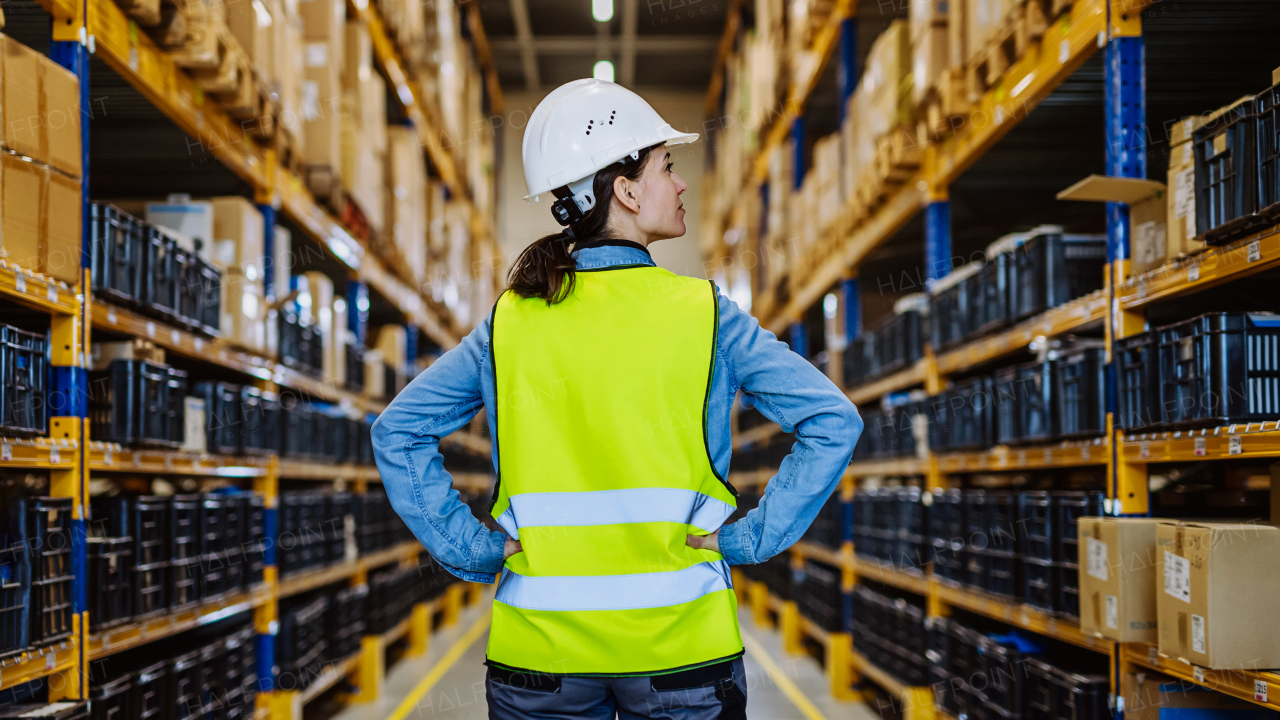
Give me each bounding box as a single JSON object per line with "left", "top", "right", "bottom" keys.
{"left": 506, "top": 143, "right": 661, "bottom": 304}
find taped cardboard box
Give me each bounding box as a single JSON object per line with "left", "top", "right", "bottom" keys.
{"left": 1077, "top": 517, "right": 1162, "bottom": 643}
{"left": 1123, "top": 671, "right": 1276, "bottom": 719}
{"left": 1, "top": 36, "right": 82, "bottom": 178}
{"left": 1168, "top": 113, "right": 1213, "bottom": 261}
{"left": 220, "top": 269, "right": 267, "bottom": 353}
{"left": 211, "top": 196, "right": 265, "bottom": 278}
{"left": 1155, "top": 520, "right": 1280, "bottom": 669}
{"left": 0, "top": 153, "right": 82, "bottom": 284}
{"left": 226, "top": 0, "right": 275, "bottom": 85}
{"left": 1058, "top": 175, "right": 1168, "bottom": 275}
{"left": 300, "top": 0, "right": 343, "bottom": 172}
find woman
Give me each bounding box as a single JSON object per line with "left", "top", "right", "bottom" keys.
{"left": 372, "top": 79, "right": 861, "bottom": 720}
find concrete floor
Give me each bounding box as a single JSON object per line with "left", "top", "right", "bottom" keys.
{"left": 332, "top": 596, "right": 881, "bottom": 720}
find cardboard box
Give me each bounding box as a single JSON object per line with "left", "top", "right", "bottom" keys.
{"left": 330, "top": 302, "right": 348, "bottom": 386}
{"left": 363, "top": 348, "right": 385, "bottom": 399}
{"left": 211, "top": 196, "right": 265, "bottom": 277}
{"left": 1078, "top": 517, "right": 1162, "bottom": 643}
{"left": 271, "top": 225, "right": 292, "bottom": 302}
{"left": 1155, "top": 521, "right": 1280, "bottom": 669}
{"left": 0, "top": 36, "right": 82, "bottom": 178}
{"left": 91, "top": 340, "right": 167, "bottom": 370}
{"left": 375, "top": 325, "right": 407, "bottom": 371}
{"left": 221, "top": 269, "right": 267, "bottom": 353}
{"left": 226, "top": 0, "right": 273, "bottom": 84}
{"left": 300, "top": 0, "right": 343, "bottom": 170}
{"left": 0, "top": 153, "right": 82, "bottom": 284}
{"left": 910, "top": 0, "right": 947, "bottom": 39}
{"left": 1057, "top": 175, "right": 1168, "bottom": 275}
{"left": 1168, "top": 115, "right": 1209, "bottom": 261}
{"left": 148, "top": 197, "right": 215, "bottom": 259}
{"left": 1124, "top": 671, "right": 1276, "bottom": 719}
{"left": 342, "top": 20, "right": 372, "bottom": 91}
{"left": 912, "top": 24, "right": 949, "bottom": 105}
{"left": 41, "top": 55, "right": 82, "bottom": 178}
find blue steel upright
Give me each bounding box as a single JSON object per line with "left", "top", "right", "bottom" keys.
{"left": 836, "top": 18, "right": 858, "bottom": 124}
{"left": 925, "top": 199, "right": 952, "bottom": 286}
{"left": 348, "top": 281, "right": 369, "bottom": 345}
{"left": 792, "top": 118, "right": 806, "bottom": 190}
{"left": 842, "top": 278, "right": 861, "bottom": 341}
{"left": 1104, "top": 36, "right": 1147, "bottom": 264}
{"left": 258, "top": 204, "right": 279, "bottom": 299}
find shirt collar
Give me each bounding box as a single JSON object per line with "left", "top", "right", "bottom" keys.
{"left": 572, "top": 239, "right": 656, "bottom": 270}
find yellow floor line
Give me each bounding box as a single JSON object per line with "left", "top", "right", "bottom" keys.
{"left": 386, "top": 609, "right": 493, "bottom": 720}
{"left": 740, "top": 630, "right": 830, "bottom": 720}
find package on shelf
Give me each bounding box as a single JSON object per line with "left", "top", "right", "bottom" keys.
{"left": 1076, "top": 517, "right": 1161, "bottom": 643}
{"left": 147, "top": 196, "right": 215, "bottom": 260}
{"left": 183, "top": 396, "right": 207, "bottom": 452}
{"left": 299, "top": 270, "right": 335, "bottom": 380}
{"left": 171, "top": 0, "right": 229, "bottom": 69}
{"left": 211, "top": 196, "right": 266, "bottom": 278}
{"left": 275, "top": 6, "right": 306, "bottom": 152}
{"left": 912, "top": 24, "right": 949, "bottom": 106}
{"left": 786, "top": 0, "right": 835, "bottom": 63}
{"left": 91, "top": 340, "right": 166, "bottom": 370}
{"left": 221, "top": 268, "right": 268, "bottom": 353}
{"left": 117, "top": 0, "right": 161, "bottom": 26}
{"left": 861, "top": 21, "right": 913, "bottom": 141}
{"left": 386, "top": 125, "right": 428, "bottom": 283}
{"left": 909, "top": 0, "right": 948, "bottom": 39}
{"left": 435, "top": 0, "right": 465, "bottom": 143}
{"left": 1167, "top": 111, "right": 1219, "bottom": 260}
{"left": 1123, "top": 671, "right": 1273, "bottom": 718}
{"left": 1155, "top": 520, "right": 1280, "bottom": 669}
{"left": 958, "top": 0, "right": 1005, "bottom": 69}
{"left": 225, "top": 0, "right": 275, "bottom": 87}
{"left": 147, "top": 0, "right": 190, "bottom": 49}
{"left": 374, "top": 325, "right": 407, "bottom": 373}
{"left": 299, "top": 0, "right": 345, "bottom": 180}
{"left": 271, "top": 224, "right": 292, "bottom": 301}
{"left": 746, "top": 31, "right": 782, "bottom": 127}
{"left": 1, "top": 35, "right": 82, "bottom": 178}
{"left": 363, "top": 347, "right": 386, "bottom": 398}
{"left": 329, "top": 294, "right": 349, "bottom": 386}
{"left": 755, "top": 0, "right": 784, "bottom": 41}
{"left": 0, "top": 152, "right": 82, "bottom": 284}
{"left": 813, "top": 133, "right": 842, "bottom": 233}
{"left": 339, "top": 108, "right": 386, "bottom": 233}
{"left": 342, "top": 18, "right": 372, "bottom": 91}
{"left": 1057, "top": 175, "right": 1168, "bottom": 275}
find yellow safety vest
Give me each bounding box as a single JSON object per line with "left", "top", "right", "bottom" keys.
{"left": 486, "top": 265, "right": 743, "bottom": 675}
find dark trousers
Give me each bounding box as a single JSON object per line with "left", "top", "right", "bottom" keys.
{"left": 485, "top": 658, "right": 748, "bottom": 720}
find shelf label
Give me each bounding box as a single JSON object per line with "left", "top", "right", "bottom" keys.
{"left": 1081, "top": 446, "right": 1090, "bottom": 461}
{"left": 146, "top": 321, "right": 156, "bottom": 338}
{"left": 107, "top": 309, "right": 117, "bottom": 324}
{"left": 101, "top": 635, "right": 110, "bottom": 650}
{"left": 50, "top": 447, "right": 60, "bottom": 464}
{"left": 1140, "top": 441, "right": 1150, "bottom": 459}
{"left": 1187, "top": 264, "right": 1200, "bottom": 282}
{"left": 0, "top": 445, "right": 10, "bottom": 462}
{"left": 1164, "top": 551, "right": 1191, "bottom": 602}
{"left": 194, "top": 338, "right": 204, "bottom": 352}
{"left": 45, "top": 653, "right": 55, "bottom": 670}
{"left": 1058, "top": 39, "right": 1071, "bottom": 64}
{"left": 129, "top": 47, "right": 138, "bottom": 71}
{"left": 1020, "top": 609, "right": 1030, "bottom": 626}
{"left": 46, "top": 283, "right": 57, "bottom": 303}
{"left": 1229, "top": 436, "right": 1242, "bottom": 455}
{"left": 1191, "top": 614, "right": 1205, "bottom": 654}
{"left": 1087, "top": 537, "right": 1109, "bottom": 581}
{"left": 1106, "top": 594, "right": 1118, "bottom": 629}
{"left": 1043, "top": 449, "right": 1053, "bottom": 465}
{"left": 103, "top": 450, "right": 112, "bottom": 465}
{"left": 1149, "top": 646, "right": 1159, "bottom": 665}
{"left": 1248, "top": 240, "right": 1261, "bottom": 263}
{"left": 1194, "top": 666, "right": 1206, "bottom": 684}
{"left": 172, "top": 330, "right": 181, "bottom": 345}
{"left": 14, "top": 274, "right": 25, "bottom": 294}
{"left": 1194, "top": 437, "right": 1206, "bottom": 456}
{"left": 1255, "top": 680, "right": 1268, "bottom": 703}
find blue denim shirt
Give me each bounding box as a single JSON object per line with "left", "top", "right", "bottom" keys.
{"left": 371, "top": 243, "right": 862, "bottom": 584}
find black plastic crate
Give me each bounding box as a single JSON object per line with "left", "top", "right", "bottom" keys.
{"left": 173, "top": 246, "right": 199, "bottom": 329}
{"left": 1016, "top": 491, "right": 1052, "bottom": 561}
{"left": 325, "top": 492, "right": 352, "bottom": 565}
{"left": 1195, "top": 100, "right": 1261, "bottom": 245}
{"left": 941, "top": 377, "right": 993, "bottom": 451}
{"left": 328, "top": 584, "right": 368, "bottom": 662}
{"left": 795, "top": 560, "right": 842, "bottom": 633}
{"left": 243, "top": 493, "right": 266, "bottom": 586}
{"left": 1116, "top": 331, "right": 1160, "bottom": 430}
{"left": 165, "top": 366, "right": 188, "bottom": 447}
{"left": 260, "top": 392, "right": 281, "bottom": 456}
{"left": 198, "top": 494, "right": 228, "bottom": 600}
{"left": 88, "top": 536, "right": 132, "bottom": 631}
{"left": 194, "top": 259, "right": 222, "bottom": 335}
{"left": 88, "top": 360, "right": 173, "bottom": 448}
{"left": 238, "top": 386, "right": 267, "bottom": 455}
{"left": 170, "top": 495, "right": 200, "bottom": 562}
{"left": 222, "top": 624, "right": 258, "bottom": 709}
{"left": 929, "top": 266, "right": 980, "bottom": 351}
{"left": 1157, "top": 312, "right": 1280, "bottom": 427}
{"left": 194, "top": 382, "right": 243, "bottom": 456}
{"left": 977, "top": 246, "right": 1015, "bottom": 335}
{"left": 993, "top": 367, "right": 1019, "bottom": 446}
{"left": 129, "top": 661, "right": 167, "bottom": 720}
{"left": 1052, "top": 492, "right": 1103, "bottom": 564}
{"left": 874, "top": 310, "right": 925, "bottom": 378}
{"left": 1054, "top": 561, "right": 1081, "bottom": 618}
{"left": 345, "top": 343, "right": 366, "bottom": 395}
{"left": 222, "top": 494, "right": 247, "bottom": 593}
{"left": 167, "top": 649, "right": 203, "bottom": 720}
{"left": 90, "top": 673, "right": 131, "bottom": 720}
{"left": 0, "top": 325, "right": 48, "bottom": 437}
{"left": 108, "top": 495, "right": 169, "bottom": 617}
{"left": 1056, "top": 347, "right": 1106, "bottom": 439}
{"left": 170, "top": 557, "right": 200, "bottom": 609}
{"left": 1011, "top": 231, "right": 1106, "bottom": 321}
{"left": 1026, "top": 658, "right": 1109, "bottom": 720}
{"left": 278, "top": 492, "right": 327, "bottom": 576}
{"left": 141, "top": 226, "right": 179, "bottom": 318}
{"left": 1022, "top": 557, "right": 1055, "bottom": 614}
{"left": 0, "top": 512, "right": 27, "bottom": 658}
{"left": 22, "top": 497, "right": 74, "bottom": 646}
{"left": 842, "top": 336, "right": 872, "bottom": 388}
{"left": 301, "top": 323, "right": 323, "bottom": 379}
{"left": 280, "top": 400, "right": 316, "bottom": 460}
{"left": 90, "top": 203, "right": 144, "bottom": 306}
{"left": 1016, "top": 361, "right": 1056, "bottom": 444}
{"left": 977, "top": 636, "right": 1037, "bottom": 715}
{"left": 277, "top": 595, "right": 329, "bottom": 690}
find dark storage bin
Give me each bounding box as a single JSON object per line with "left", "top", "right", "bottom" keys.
{"left": 23, "top": 497, "right": 74, "bottom": 646}
{"left": 929, "top": 268, "right": 979, "bottom": 351}
{"left": 243, "top": 493, "right": 266, "bottom": 586}
{"left": 260, "top": 391, "right": 281, "bottom": 456}
{"left": 977, "top": 636, "right": 1038, "bottom": 715}
{"left": 198, "top": 494, "right": 228, "bottom": 601}
{"left": 0, "top": 509, "right": 27, "bottom": 657}
{"left": 277, "top": 595, "right": 329, "bottom": 691}
{"left": 1056, "top": 347, "right": 1106, "bottom": 438}
{"left": 328, "top": 584, "right": 368, "bottom": 662}
{"left": 194, "top": 259, "right": 222, "bottom": 335}
{"left": 90, "top": 203, "right": 144, "bottom": 305}
{"left": 1011, "top": 231, "right": 1106, "bottom": 320}
{"left": 977, "top": 248, "right": 1014, "bottom": 335}
{"left": 108, "top": 495, "right": 169, "bottom": 617}
{"left": 1052, "top": 492, "right": 1103, "bottom": 563}
{"left": 167, "top": 649, "right": 203, "bottom": 720}
{"left": 170, "top": 495, "right": 200, "bottom": 562}
{"left": 173, "top": 246, "right": 199, "bottom": 329}
{"left": 194, "top": 382, "right": 243, "bottom": 455}
{"left": 1116, "top": 331, "right": 1160, "bottom": 430}
{"left": 345, "top": 343, "right": 366, "bottom": 395}
{"left": 280, "top": 400, "right": 316, "bottom": 460}
{"left": 89, "top": 360, "right": 173, "bottom": 448}
{"left": 1016, "top": 361, "right": 1056, "bottom": 444}
{"left": 130, "top": 661, "right": 167, "bottom": 720}
{"left": 1195, "top": 100, "right": 1260, "bottom": 245}
{"left": 842, "top": 336, "right": 872, "bottom": 389}
{"left": 1026, "top": 658, "right": 1110, "bottom": 720}
{"left": 222, "top": 624, "right": 258, "bottom": 711}
{"left": 1055, "top": 561, "right": 1081, "bottom": 618}
{"left": 170, "top": 557, "right": 200, "bottom": 609}
{"left": 325, "top": 492, "right": 352, "bottom": 565}
{"left": 874, "top": 310, "right": 925, "bottom": 378}
{"left": 279, "top": 492, "right": 327, "bottom": 576}
{"left": 89, "top": 673, "right": 131, "bottom": 720}
{"left": 795, "top": 560, "right": 842, "bottom": 633}
{"left": 1016, "top": 491, "right": 1052, "bottom": 562}
{"left": 1023, "top": 557, "right": 1055, "bottom": 613}
{"left": 239, "top": 386, "right": 266, "bottom": 455}
{"left": 0, "top": 325, "right": 48, "bottom": 437}
{"left": 359, "top": 415, "right": 375, "bottom": 465}
{"left": 993, "top": 367, "right": 1020, "bottom": 445}
{"left": 1157, "top": 312, "right": 1280, "bottom": 428}
{"left": 141, "top": 226, "right": 179, "bottom": 318}
{"left": 930, "top": 377, "right": 993, "bottom": 451}
{"left": 165, "top": 367, "right": 188, "bottom": 447}
{"left": 88, "top": 536, "right": 132, "bottom": 631}
{"left": 301, "top": 323, "right": 322, "bottom": 378}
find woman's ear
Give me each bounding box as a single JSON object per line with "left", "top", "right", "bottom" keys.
{"left": 614, "top": 175, "right": 641, "bottom": 214}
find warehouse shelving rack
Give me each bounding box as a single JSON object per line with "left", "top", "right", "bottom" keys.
{"left": 0, "top": 0, "right": 503, "bottom": 714}
{"left": 718, "top": 0, "right": 1280, "bottom": 714}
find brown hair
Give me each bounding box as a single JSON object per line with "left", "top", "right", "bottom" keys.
{"left": 506, "top": 144, "right": 661, "bottom": 304}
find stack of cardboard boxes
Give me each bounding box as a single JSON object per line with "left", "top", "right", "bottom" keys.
{"left": 341, "top": 18, "right": 388, "bottom": 233}
{"left": 212, "top": 197, "right": 269, "bottom": 354}
{"left": 910, "top": 0, "right": 950, "bottom": 109}
{"left": 299, "top": 0, "right": 345, "bottom": 197}
{"left": 0, "top": 36, "right": 83, "bottom": 286}
{"left": 387, "top": 126, "right": 428, "bottom": 284}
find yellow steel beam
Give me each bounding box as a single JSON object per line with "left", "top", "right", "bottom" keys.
{"left": 1119, "top": 223, "right": 1280, "bottom": 310}
{"left": 846, "top": 360, "right": 928, "bottom": 406}
{"left": 1124, "top": 643, "right": 1280, "bottom": 711}
{"left": 703, "top": 0, "right": 744, "bottom": 119}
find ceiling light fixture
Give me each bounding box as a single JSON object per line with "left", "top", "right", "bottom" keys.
{"left": 592, "top": 0, "right": 613, "bottom": 22}
{"left": 593, "top": 60, "right": 615, "bottom": 82}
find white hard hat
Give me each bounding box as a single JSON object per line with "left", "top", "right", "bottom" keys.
{"left": 522, "top": 79, "right": 699, "bottom": 224}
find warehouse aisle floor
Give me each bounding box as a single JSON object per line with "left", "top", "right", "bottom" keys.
{"left": 332, "top": 593, "right": 880, "bottom": 720}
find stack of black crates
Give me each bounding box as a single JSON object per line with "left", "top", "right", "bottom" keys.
{"left": 277, "top": 490, "right": 416, "bottom": 577}
{"left": 844, "top": 300, "right": 926, "bottom": 389}
{"left": 0, "top": 323, "right": 49, "bottom": 438}
{"left": 852, "top": 487, "right": 926, "bottom": 572}
{"left": 90, "top": 492, "right": 267, "bottom": 631}
{"left": 852, "top": 585, "right": 927, "bottom": 686}
{"left": 0, "top": 496, "right": 76, "bottom": 659}
{"left": 89, "top": 203, "right": 222, "bottom": 336}
{"left": 927, "top": 616, "right": 1109, "bottom": 720}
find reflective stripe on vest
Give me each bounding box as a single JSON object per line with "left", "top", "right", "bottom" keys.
{"left": 487, "top": 266, "right": 743, "bottom": 675}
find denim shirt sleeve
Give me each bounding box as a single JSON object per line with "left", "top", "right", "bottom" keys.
{"left": 713, "top": 293, "right": 862, "bottom": 566}
{"left": 371, "top": 322, "right": 507, "bottom": 584}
